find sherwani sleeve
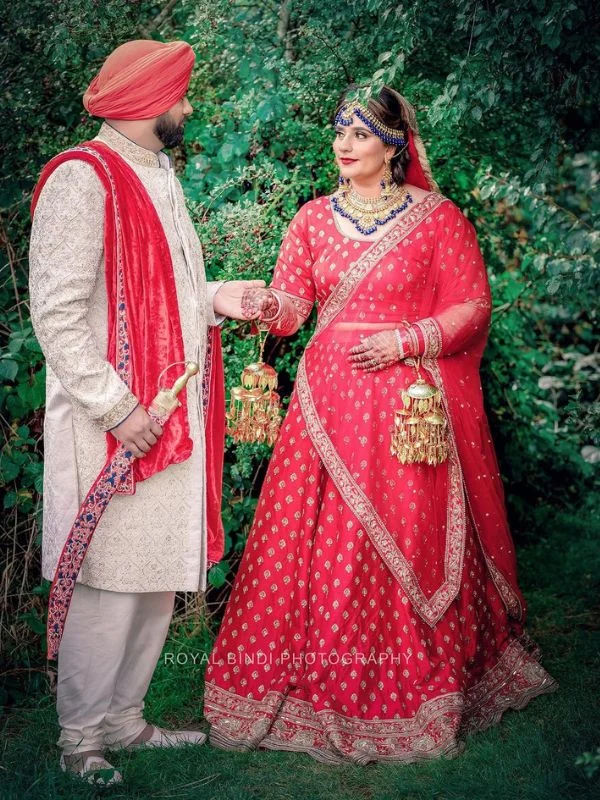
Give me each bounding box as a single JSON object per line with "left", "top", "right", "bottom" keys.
{"left": 29, "top": 160, "right": 139, "bottom": 431}
{"left": 206, "top": 281, "right": 225, "bottom": 327}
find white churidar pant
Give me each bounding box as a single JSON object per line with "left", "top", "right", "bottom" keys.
{"left": 56, "top": 583, "right": 175, "bottom": 754}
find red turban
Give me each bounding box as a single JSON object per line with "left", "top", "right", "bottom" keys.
{"left": 83, "top": 40, "right": 195, "bottom": 120}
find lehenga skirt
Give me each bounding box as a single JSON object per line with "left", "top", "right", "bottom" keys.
{"left": 203, "top": 390, "right": 557, "bottom": 764}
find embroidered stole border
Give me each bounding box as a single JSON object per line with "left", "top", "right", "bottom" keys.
{"left": 296, "top": 194, "right": 470, "bottom": 627}
{"left": 422, "top": 357, "right": 522, "bottom": 620}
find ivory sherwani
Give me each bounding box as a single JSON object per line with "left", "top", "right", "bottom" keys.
{"left": 30, "top": 123, "right": 221, "bottom": 593}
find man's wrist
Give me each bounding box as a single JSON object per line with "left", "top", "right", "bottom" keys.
{"left": 98, "top": 391, "right": 140, "bottom": 432}
{"left": 208, "top": 280, "right": 226, "bottom": 325}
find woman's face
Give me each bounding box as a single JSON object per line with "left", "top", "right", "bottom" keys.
{"left": 333, "top": 117, "right": 394, "bottom": 185}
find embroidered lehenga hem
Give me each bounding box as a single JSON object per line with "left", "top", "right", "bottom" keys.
{"left": 205, "top": 635, "right": 557, "bottom": 764}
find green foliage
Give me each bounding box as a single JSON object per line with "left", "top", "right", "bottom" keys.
{"left": 576, "top": 747, "right": 600, "bottom": 779}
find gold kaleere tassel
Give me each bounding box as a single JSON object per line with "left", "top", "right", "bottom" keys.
{"left": 391, "top": 358, "right": 449, "bottom": 466}
{"left": 226, "top": 325, "right": 282, "bottom": 446}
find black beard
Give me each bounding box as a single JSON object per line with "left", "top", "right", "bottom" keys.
{"left": 154, "top": 114, "right": 185, "bottom": 148}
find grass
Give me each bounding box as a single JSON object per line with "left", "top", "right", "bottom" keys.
{"left": 1, "top": 505, "right": 599, "bottom": 800}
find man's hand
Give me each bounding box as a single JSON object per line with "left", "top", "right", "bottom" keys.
{"left": 110, "top": 404, "right": 163, "bottom": 458}
{"left": 213, "top": 280, "right": 267, "bottom": 320}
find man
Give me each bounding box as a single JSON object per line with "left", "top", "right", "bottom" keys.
{"left": 29, "top": 39, "right": 262, "bottom": 785}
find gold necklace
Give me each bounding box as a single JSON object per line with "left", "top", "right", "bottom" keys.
{"left": 331, "top": 180, "right": 413, "bottom": 236}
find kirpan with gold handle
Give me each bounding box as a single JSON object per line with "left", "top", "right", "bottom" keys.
{"left": 46, "top": 362, "right": 199, "bottom": 660}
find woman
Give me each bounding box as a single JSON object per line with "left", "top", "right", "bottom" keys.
{"left": 203, "top": 87, "right": 557, "bottom": 763}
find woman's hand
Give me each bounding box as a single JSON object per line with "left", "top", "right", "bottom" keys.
{"left": 240, "top": 288, "right": 280, "bottom": 321}
{"left": 348, "top": 330, "right": 403, "bottom": 373}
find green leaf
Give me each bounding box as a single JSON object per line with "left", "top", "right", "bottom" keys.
{"left": 16, "top": 368, "right": 46, "bottom": 411}
{"left": 0, "top": 359, "right": 19, "bottom": 381}
{"left": 238, "top": 58, "right": 251, "bottom": 79}
{"left": 256, "top": 99, "right": 275, "bottom": 123}
{"left": 218, "top": 142, "right": 235, "bottom": 162}
{"left": 0, "top": 456, "right": 21, "bottom": 482}
{"left": 34, "top": 472, "right": 44, "bottom": 494}
{"left": 3, "top": 490, "right": 17, "bottom": 509}
{"left": 547, "top": 277, "right": 561, "bottom": 294}
{"left": 18, "top": 610, "right": 46, "bottom": 636}
{"left": 208, "top": 562, "right": 228, "bottom": 588}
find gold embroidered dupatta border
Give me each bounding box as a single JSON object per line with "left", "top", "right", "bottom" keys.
{"left": 424, "top": 357, "right": 523, "bottom": 620}
{"left": 296, "top": 193, "right": 468, "bottom": 627}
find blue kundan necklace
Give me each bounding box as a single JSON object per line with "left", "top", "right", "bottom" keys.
{"left": 331, "top": 181, "right": 413, "bottom": 236}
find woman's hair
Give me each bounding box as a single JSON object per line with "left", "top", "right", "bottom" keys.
{"left": 335, "top": 85, "right": 411, "bottom": 186}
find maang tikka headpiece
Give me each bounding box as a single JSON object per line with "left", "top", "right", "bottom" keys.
{"left": 335, "top": 100, "right": 406, "bottom": 146}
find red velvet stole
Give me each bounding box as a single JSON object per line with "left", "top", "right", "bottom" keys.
{"left": 31, "top": 142, "right": 225, "bottom": 564}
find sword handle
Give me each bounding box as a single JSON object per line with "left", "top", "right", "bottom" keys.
{"left": 148, "top": 361, "right": 199, "bottom": 420}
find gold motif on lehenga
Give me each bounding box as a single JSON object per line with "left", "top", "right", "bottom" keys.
{"left": 297, "top": 353, "right": 465, "bottom": 628}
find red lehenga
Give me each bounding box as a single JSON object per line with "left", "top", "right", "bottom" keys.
{"left": 203, "top": 192, "right": 557, "bottom": 763}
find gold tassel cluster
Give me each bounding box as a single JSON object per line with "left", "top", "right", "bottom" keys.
{"left": 391, "top": 361, "right": 449, "bottom": 466}
{"left": 226, "top": 327, "right": 282, "bottom": 446}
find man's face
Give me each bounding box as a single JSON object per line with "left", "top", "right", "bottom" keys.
{"left": 154, "top": 95, "right": 193, "bottom": 148}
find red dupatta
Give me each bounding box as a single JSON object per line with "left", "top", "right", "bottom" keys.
{"left": 31, "top": 142, "right": 225, "bottom": 563}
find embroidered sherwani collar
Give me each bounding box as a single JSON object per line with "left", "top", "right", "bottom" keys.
{"left": 95, "top": 122, "right": 164, "bottom": 169}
